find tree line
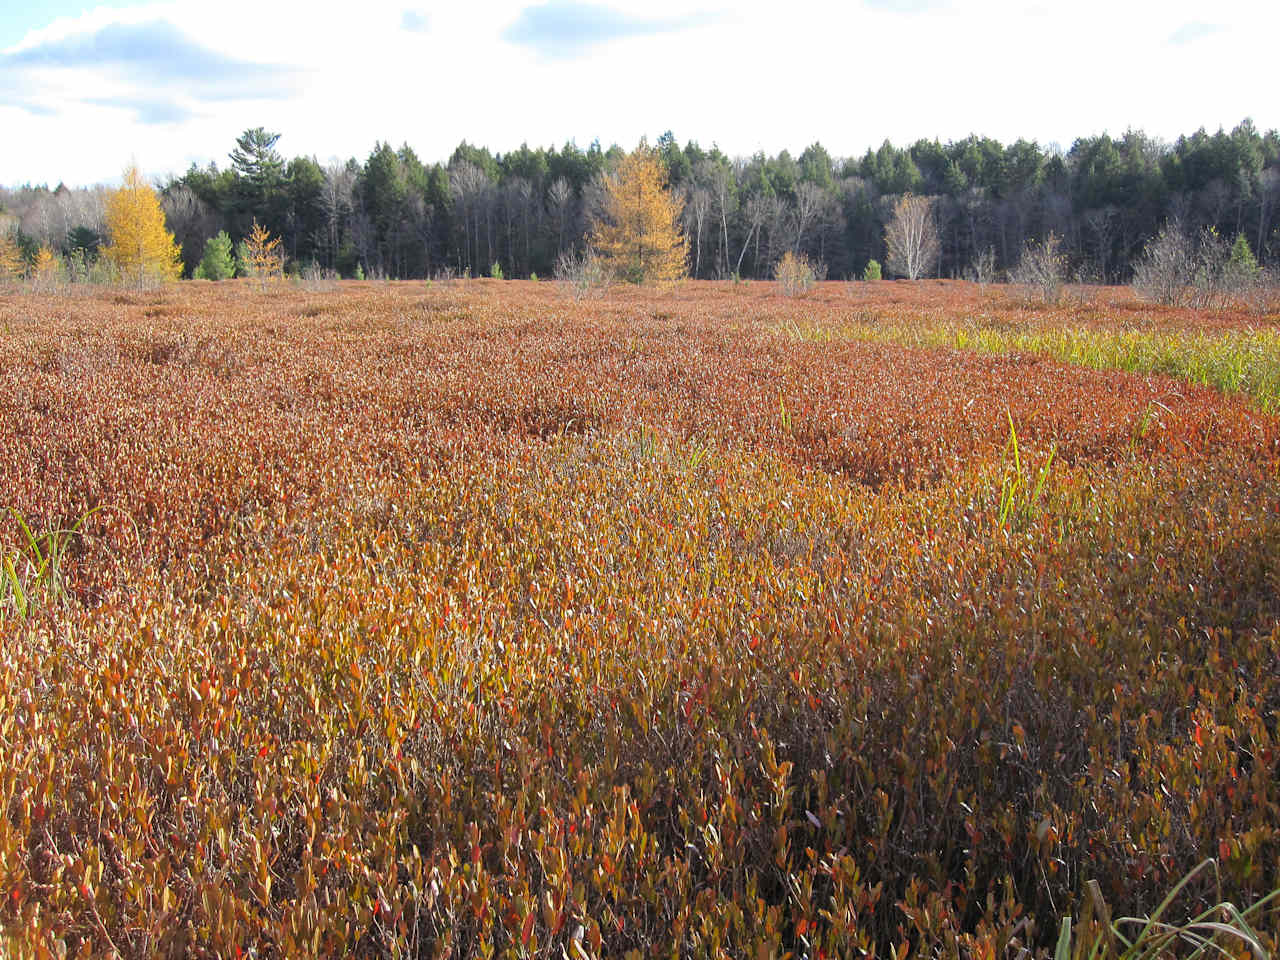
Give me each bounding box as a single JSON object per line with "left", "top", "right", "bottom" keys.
{"left": 2, "top": 120, "right": 1278, "bottom": 282}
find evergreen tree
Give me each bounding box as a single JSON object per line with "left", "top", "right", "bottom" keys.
{"left": 194, "top": 230, "right": 235, "bottom": 280}
{"left": 230, "top": 128, "right": 286, "bottom": 234}
{"left": 1228, "top": 233, "right": 1260, "bottom": 277}
{"left": 234, "top": 240, "right": 252, "bottom": 278}
{"left": 589, "top": 147, "right": 687, "bottom": 283}
{"left": 102, "top": 164, "right": 183, "bottom": 286}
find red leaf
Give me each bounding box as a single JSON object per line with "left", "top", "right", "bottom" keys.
{"left": 521, "top": 911, "right": 534, "bottom": 946}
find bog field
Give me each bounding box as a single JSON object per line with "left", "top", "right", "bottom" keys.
{"left": 1, "top": 278, "right": 1278, "bottom": 958}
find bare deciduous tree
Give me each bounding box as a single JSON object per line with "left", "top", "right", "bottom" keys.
{"left": 547, "top": 178, "right": 573, "bottom": 258}
{"left": 1131, "top": 219, "right": 1194, "bottom": 306}
{"left": 682, "top": 185, "right": 712, "bottom": 277}
{"left": 162, "top": 184, "right": 218, "bottom": 273}
{"left": 791, "top": 181, "right": 832, "bottom": 254}
{"left": 885, "top": 194, "right": 940, "bottom": 279}
{"left": 707, "top": 162, "right": 736, "bottom": 277}
{"left": 1131, "top": 221, "right": 1258, "bottom": 309}
{"left": 736, "top": 194, "right": 770, "bottom": 278}
{"left": 761, "top": 194, "right": 787, "bottom": 274}
{"left": 449, "top": 161, "right": 492, "bottom": 277}
{"left": 1257, "top": 168, "right": 1280, "bottom": 258}
{"left": 321, "top": 162, "right": 355, "bottom": 270}
{"left": 968, "top": 246, "right": 996, "bottom": 287}
{"left": 1083, "top": 206, "right": 1118, "bottom": 282}
{"left": 1010, "top": 232, "right": 1067, "bottom": 304}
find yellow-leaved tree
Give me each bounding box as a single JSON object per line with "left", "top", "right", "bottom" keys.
{"left": 589, "top": 146, "right": 687, "bottom": 284}
{"left": 103, "top": 163, "right": 183, "bottom": 286}
{"left": 242, "top": 220, "right": 284, "bottom": 290}
{"left": 31, "top": 246, "right": 60, "bottom": 293}
{"left": 0, "top": 232, "right": 24, "bottom": 282}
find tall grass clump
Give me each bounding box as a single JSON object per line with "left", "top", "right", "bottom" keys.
{"left": 0, "top": 507, "right": 100, "bottom": 622}
{"left": 821, "top": 318, "right": 1280, "bottom": 412}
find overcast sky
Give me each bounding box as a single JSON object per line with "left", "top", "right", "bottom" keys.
{"left": 1, "top": 0, "right": 1276, "bottom": 187}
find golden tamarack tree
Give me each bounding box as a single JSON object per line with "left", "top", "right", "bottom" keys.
{"left": 103, "top": 164, "right": 183, "bottom": 286}
{"left": 30, "top": 247, "right": 60, "bottom": 292}
{"left": 0, "top": 232, "right": 23, "bottom": 281}
{"left": 590, "top": 147, "right": 687, "bottom": 283}
{"left": 243, "top": 219, "right": 284, "bottom": 290}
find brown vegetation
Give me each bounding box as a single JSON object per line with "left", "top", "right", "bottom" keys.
{"left": 1, "top": 280, "right": 1277, "bottom": 957}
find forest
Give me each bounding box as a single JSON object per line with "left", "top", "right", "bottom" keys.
{"left": 1, "top": 120, "right": 1278, "bottom": 283}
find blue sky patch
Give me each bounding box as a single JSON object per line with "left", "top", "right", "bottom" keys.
{"left": 503, "top": 2, "right": 720, "bottom": 59}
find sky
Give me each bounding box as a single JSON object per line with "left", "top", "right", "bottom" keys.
{"left": 1, "top": 0, "right": 1277, "bottom": 187}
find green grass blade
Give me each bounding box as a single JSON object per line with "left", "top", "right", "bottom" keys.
{"left": 1053, "top": 916, "right": 1071, "bottom": 960}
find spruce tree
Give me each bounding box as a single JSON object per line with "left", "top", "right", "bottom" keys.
{"left": 1227, "top": 233, "right": 1260, "bottom": 281}
{"left": 194, "top": 231, "right": 235, "bottom": 280}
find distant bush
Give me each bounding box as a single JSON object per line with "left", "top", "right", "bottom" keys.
{"left": 554, "top": 248, "right": 613, "bottom": 300}
{"left": 1246, "top": 268, "right": 1280, "bottom": 314}
{"left": 1132, "top": 221, "right": 1267, "bottom": 309}
{"left": 1011, "top": 231, "right": 1067, "bottom": 305}
{"left": 297, "top": 261, "right": 339, "bottom": 292}
{"left": 29, "top": 247, "right": 63, "bottom": 294}
{"left": 775, "top": 250, "right": 825, "bottom": 296}
{"left": 862, "top": 259, "right": 882, "bottom": 282}
{"left": 489, "top": 261, "right": 504, "bottom": 280}
{"left": 968, "top": 246, "right": 997, "bottom": 287}
{"left": 61, "top": 248, "right": 118, "bottom": 286}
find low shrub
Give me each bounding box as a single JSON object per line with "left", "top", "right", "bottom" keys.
{"left": 2, "top": 282, "right": 1278, "bottom": 957}
{"left": 554, "top": 248, "right": 613, "bottom": 300}
{"left": 296, "top": 261, "right": 339, "bottom": 292}
{"left": 1132, "top": 222, "right": 1267, "bottom": 310}
{"left": 1011, "top": 232, "right": 1067, "bottom": 305}
{"left": 968, "top": 246, "right": 996, "bottom": 287}
{"left": 775, "top": 250, "right": 825, "bottom": 296}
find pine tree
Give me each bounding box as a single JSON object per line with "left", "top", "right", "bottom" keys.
{"left": 234, "top": 240, "right": 252, "bottom": 278}
{"left": 589, "top": 147, "right": 687, "bottom": 284}
{"left": 1227, "top": 233, "right": 1260, "bottom": 280}
{"left": 194, "top": 231, "right": 235, "bottom": 281}
{"left": 103, "top": 164, "right": 183, "bottom": 286}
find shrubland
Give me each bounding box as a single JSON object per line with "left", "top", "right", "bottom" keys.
{"left": 1, "top": 279, "right": 1277, "bottom": 958}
